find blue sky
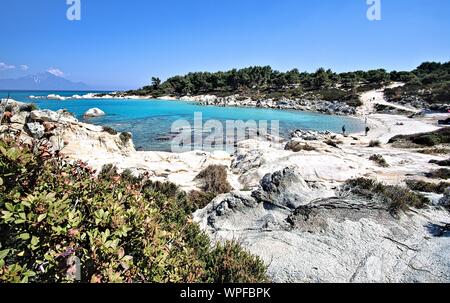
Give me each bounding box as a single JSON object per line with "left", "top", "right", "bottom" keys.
{"left": 0, "top": 0, "right": 449, "bottom": 90}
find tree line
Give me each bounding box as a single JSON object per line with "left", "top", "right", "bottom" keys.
{"left": 129, "top": 61, "right": 449, "bottom": 106}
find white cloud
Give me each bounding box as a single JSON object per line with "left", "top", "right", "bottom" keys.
{"left": 0, "top": 62, "right": 16, "bottom": 70}
{"left": 20, "top": 64, "right": 29, "bottom": 71}
{"left": 47, "top": 68, "right": 64, "bottom": 77}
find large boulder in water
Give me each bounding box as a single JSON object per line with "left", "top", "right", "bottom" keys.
{"left": 84, "top": 108, "right": 105, "bottom": 118}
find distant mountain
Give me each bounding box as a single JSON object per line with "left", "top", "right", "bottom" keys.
{"left": 0, "top": 72, "right": 90, "bottom": 91}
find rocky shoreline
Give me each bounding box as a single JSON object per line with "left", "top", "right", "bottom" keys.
{"left": 1, "top": 88, "right": 449, "bottom": 282}
{"left": 178, "top": 94, "right": 358, "bottom": 115}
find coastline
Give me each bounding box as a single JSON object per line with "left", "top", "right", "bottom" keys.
{"left": 1, "top": 90, "right": 449, "bottom": 282}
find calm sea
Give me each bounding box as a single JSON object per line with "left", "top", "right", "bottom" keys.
{"left": 1, "top": 90, "right": 365, "bottom": 151}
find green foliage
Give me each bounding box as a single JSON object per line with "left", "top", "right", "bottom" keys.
{"left": 19, "top": 103, "right": 38, "bottom": 113}
{"left": 119, "top": 132, "right": 132, "bottom": 144}
{"left": 405, "top": 179, "right": 450, "bottom": 194}
{"left": 128, "top": 65, "right": 396, "bottom": 107}
{"left": 389, "top": 128, "right": 450, "bottom": 147}
{"left": 385, "top": 61, "right": 450, "bottom": 106}
{"left": 102, "top": 126, "right": 118, "bottom": 136}
{"left": 425, "top": 168, "right": 450, "bottom": 180}
{"left": 202, "top": 241, "right": 268, "bottom": 283}
{"left": 0, "top": 137, "right": 267, "bottom": 283}
{"left": 345, "top": 178, "right": 429, "bottom": 215}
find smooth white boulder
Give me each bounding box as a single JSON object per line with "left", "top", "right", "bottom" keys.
{"left": 84, "top": 108, "right": 106, "bottom": 118}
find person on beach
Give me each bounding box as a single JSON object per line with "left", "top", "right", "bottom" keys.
{"left": 365, "top": 126, "right": 370, "bottom": 136}
{"left": 342, "top": 125, "right": 346, "bottom": 136}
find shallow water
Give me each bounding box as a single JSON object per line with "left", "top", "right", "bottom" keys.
{"left": 1, "top": 90, "right": 365, "bottom": 151}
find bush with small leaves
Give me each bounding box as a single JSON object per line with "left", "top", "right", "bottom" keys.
{"left": 19, "top": 103, "right": 38, "bottom": 113}
{"left": 0, "top": 136, "right": 267, "bottom": 283}
{"left": 345, "top": 178, "right": 429, "bottom": 215}
{"left": 119, "top": 132, "right": 132, "bottom": 144}
{"left": 406, "top": 179, "right": 450, "bottom": 194}
{"left": 102, "top": 126, "right": 118, "bottom": 136}
{"left": 426, "top": 168, "right": 450, "bottom": 180}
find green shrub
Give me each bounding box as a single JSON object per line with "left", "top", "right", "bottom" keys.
{"left": 0, "top": 137, "right": 267, "bottom": 283}
{"left": 19, "top": 103, "right": 38, "bottom": 113}
{"left": 202, "top": 241, "right": 268, "bottom": 283}
{"left": 195, "top": 165, "right": 232, "bottom": 195}
{"left": 345, "top": 178, "right": 429, "bottom": 215}
{"left": 119, "top": 132, "right": 132, "bottom": 144}
{"left": 425, "top": 168, "right": 450, "bottom": 180}
{"left": 102, "top": 126, "right": 118, "bottom": 136}
{"left": 405, "top": 179, "right": 450, "bottom": 194}
{"left": 369, "top": 154, "right": 389, "bottom": 167}
{"left": 186, "top": 191, "right": 217, "bottom": 213}
{"left": 389, "top": 128, "right": 450, "bottom": 147}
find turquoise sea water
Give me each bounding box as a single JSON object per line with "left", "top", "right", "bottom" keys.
{"left": 1, "top": 91, "right": 365, "bottom": 151}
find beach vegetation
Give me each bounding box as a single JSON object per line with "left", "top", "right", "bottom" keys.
{"left": 368, "top": 140, "right": 381, "bottom": 147}
{"left": 344, "top": 178, "right": 429, "bottom": 215}
{"left": 0, "top": 136, "right": 267, "bottom": 283}
{"left": 389, "top": 128, "right": 450, "bottom": 147}
{"left": 425, "top": 168, "right": 450, "bottom": 180}
{"left": 429, "top": 159, "right": 450, "bottom": 167}
{"left": 195, "top": 165, "right": 232, "bottom": 195}
{"left": 405, "top": 179, "right": 450, "bottom": 194}
{"left": 369, "top": 154, "right": 389, "bottom": 167}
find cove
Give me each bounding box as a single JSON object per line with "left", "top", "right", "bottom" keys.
{"left": 5, "top": 91, "right": 365, "bottom": 152}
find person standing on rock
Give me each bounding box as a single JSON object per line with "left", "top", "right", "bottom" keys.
{"left": 365, "top": 126, "right": 370, "bottom": 136}
{"left": 342, "top": 125, "right": 346, "bottom": 136}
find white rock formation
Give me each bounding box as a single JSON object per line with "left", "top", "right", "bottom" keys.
{"left": 84, "top": 108, "right": 106, "bottom": 118}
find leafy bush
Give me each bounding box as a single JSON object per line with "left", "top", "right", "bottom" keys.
{"left": 389, "top": 128, "right": 450, "bottom": 147}
{"left": 405, "top": 180, "right": 450, "bottom": 194}
{"left": 369, "top": 154, "right": 389, "bottom": 167}
{"left": 345, "top": 178, "right": 429, "bottom": 215}
{"left": 195, "top": 165, "right": 232, "bottom": 195}
{"left": 186, "top": 191, "right": 217, "bottom": 213}
{"left": 0, "top": 136, "right": 267, "bottom": 283}
{"left": 119, "top": 132, "right": 132, "bottom": 144}
{"left": 202, "top": 241, "right": 268, "bottom": 283}
{"left": 102, "top": 126, "right": 118, "bottom": 136}
{"left": 19, "top": 104, "right": 38, "bottom": 113}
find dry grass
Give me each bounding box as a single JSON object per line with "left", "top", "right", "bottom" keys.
{"left": 195, "top": 165, "right": 232, "bottom": 194}
{"left": 285, "top": 141, "right": 317, "bottom": 152}
{"left": 369, "top": 154, "right": 389, "bottom": 167}
{"left": 426, "top": 168, "right": 450, "bottom": 180}
{"left": 345, "top": 178, "right": 429, "bottom": 215}
{"left": 368, "top": 140, "right": 381, "bottom": 147}
{"left": 417, "top": 148, "right": 450, "bottom": 155}
{"left": 406, "top": 179, "right": 450, "bottom": 194}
